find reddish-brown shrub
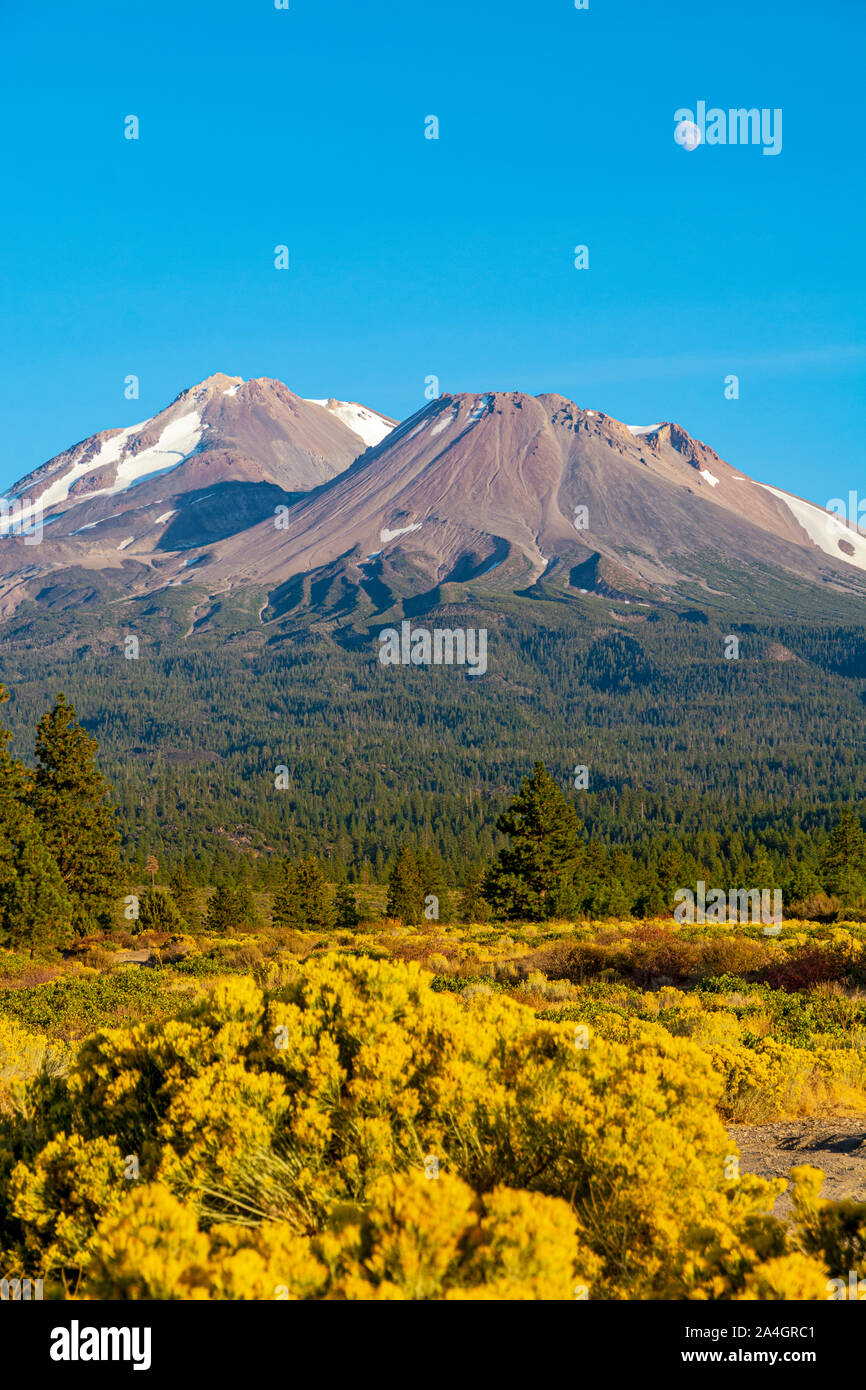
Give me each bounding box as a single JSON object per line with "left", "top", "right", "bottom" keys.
{"left": 628, "top": 927, "right": 700, "bottom": 986}
{"left": 762, "top": 947, "right": 848, "bottom": 993}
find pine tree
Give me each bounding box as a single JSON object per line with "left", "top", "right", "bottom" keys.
{"left": 271, "top": 866, "right": 297, "bottom": 930}
{"left": 334, "top": 882, "right": 360, "bottom": 931}
{"left": 657, "top": 843, "right": 686, "bottom": 894}
{"left": 386, "top": 846, "right": 425, "bottom": 925}
{"left": 0, "top": 685, "right": 31, "bottom": 897}
{"left": 272, "top": 857, "right": 334, "bottom": 931}
{"left": 30, "top": 694, "right": 123, "bottom": 935}
{"left": 785, "top": 860, "right": 822, "bottom": 908}
{"left": 0, "top": 686, "right": 72, "bottom": 954}
{"left": 482, "top": 763, "right": 585, "bottom": 921}
{"left": 586, "top": 868, "right": 632, "bottom": 919}
{"left": 2, "top": 819, "right": 73, "bottom": 956}
{"left": 577, "top": 838, "right": 607, "bottom": 910}
{"left": 633, "top": 875, "right": 668, "bottom": 920}
{"left": 205, "top": 881, "right": 257, "bottom": 935}
{"left": 138, "top": 886, "right": 185, "bottom": 934}
{"left": 298, "top": 858, "right": 334, "bottom": 930}
{"left": 205, "top": 883, "right": 234, "bottom": 935}
{"left": 169, "top": 866, "right": 201, "bottom": 931}
{"left": 748, "top": 845, "right": 779, "bottom": 893}
{"left": 457, "top": 864, "right": 491, "bottom": 924}
{"left": 820, "top": 809, "right": 866, "bottom": 903}
{"left": 416, "top": 846, "right": 451, "bottom": 924}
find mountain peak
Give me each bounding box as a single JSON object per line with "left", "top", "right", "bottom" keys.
{"left": 1, "top": 375, "right": 388, "bottom": 553}
{"left": 3, "top": 374, "right": 865, "bottom": 631}
{"left": 167, "top": 373, "right": 245, "bottom": 406}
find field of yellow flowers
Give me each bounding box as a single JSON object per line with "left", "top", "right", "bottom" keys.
{"left": 1, "top": 913, "right": 865, "bottom": 1300}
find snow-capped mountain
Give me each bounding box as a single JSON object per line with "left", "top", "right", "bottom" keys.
{"left": 0, "top": 375, "right": 389, "bottom": 555}
{"left": 187, "top": 391, "right": 866, "bottom": 604}
{"left": 1, "top": 379, "right": 864, "bottom": 630}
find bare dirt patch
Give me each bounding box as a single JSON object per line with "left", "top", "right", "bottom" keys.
{"left": 729, "top": 1117, "right": 866, "bottom": 1216}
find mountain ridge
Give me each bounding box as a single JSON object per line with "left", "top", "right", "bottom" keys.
{"left": 2, "top": 375, "right": 865, "bottom": 634}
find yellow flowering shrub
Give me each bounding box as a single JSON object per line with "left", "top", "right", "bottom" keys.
{"left": 573, "top": 977, "right": 866, "bottom": 1123}
{"left": 83, "top": 1172, "right": 598, "bottom": 1301}
{"left": 66, "top": 976, "right": 293, "bottom": 1186}
{"left": 6, "top": 1133, "right": 129, "bottom": 1276}
{"left": 791, "top": 1165, "right": 866, "bottom": 1277}
{"left": 706, "top": 1038, "right": 866, "bottom": 1123}
{"left": 735, "top": 1253, "right": 833, "bottom": 1301}
{"left": 0, "top": 956, "right": 839, "bottom": 1299}
{"left": 0, "top": 1016, "right": 68, "bottom": 1112}
{"left": 83, "top": 1182, "right": 211, "bottom": 1300}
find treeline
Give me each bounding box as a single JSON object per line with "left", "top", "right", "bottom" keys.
{"left": 379, "top": 765, "right": 866, "bottom": 925}
{"left": 2, "top": 690, "right": 865, "bottom": 946}
{"left": 3, "top": 604, "right": 866, "bottom": 885}
{"left": 154, "top": 767, "right": 866, "bottom": 931}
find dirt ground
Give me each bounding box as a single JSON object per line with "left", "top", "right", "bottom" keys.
{"left": 728, "top": 1117, "right": 866, "bottom": 1216}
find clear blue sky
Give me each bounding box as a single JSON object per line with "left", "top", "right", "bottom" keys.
{"left": 1, "top": 0, "right": 864, "bottom": 508}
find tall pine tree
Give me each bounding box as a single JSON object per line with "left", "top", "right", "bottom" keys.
{"left": 457, "top": 863, "right": 491, "bottom": 924}
{"left": 138, "top": 886, "right": 185, "bottom": 934}
{"left": 0, "top": 685, "right": 28, "bottom": 901}
{"left": 482, "top": 763, "right": 585, "bottom": 921}
{"left": 386, "top": 846, "right": 425, "bottom": 925}
{"left": 205, "top": 880, "right": 258, "bottom": 935}
{"left": 168, "top": 866, "right": 201, "bottom": 931}
{"left": 416, "top": 846, "right": 452, "bottom": 923}
{"left": 0, "top": 685, "right": 72, "bottom": 953}
{"left": 334, "top": 882, "right": 361, "bottom": 931}
{"left": 4, "top": 821, "right": 73, "bottom": 956}
{"left": 272, "top": 857, "right": 334, "bottom": 931}
{"left": 820, "top": 808, "right": 866, "bottom": 905}
{"left": 30, "top": 693, "right": 123, "bottom": 935}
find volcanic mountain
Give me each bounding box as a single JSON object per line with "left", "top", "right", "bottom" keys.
{"left": 1, "top": 379, "right": 864, "bottom": 629}
{"left": 1, "top": 374, "right": 394, "bottom": 556}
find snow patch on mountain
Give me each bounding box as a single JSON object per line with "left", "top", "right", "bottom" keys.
{"left": 114, "top": 412, "right": 202, "bottom": 491}
{"left": 627, "top": 424, "right": 662, "bottom": 436}
{"left": 12, "top": 424, "right": 142, "bottom": 525}
{"left": 8, "top": 412, "right": 202, "bottom": 526}
{"left": 380, "top": 523, "right": 422, "bottom": 543}
{"left": 700, "top": 469, "right": 719, "bottom": 487}
{"left": 468, "top": 394, "right": 494, "bottom": 422}
{"left": 759, "top": 483, "right": 866, "bottom": 573}
{"left": 306, "top": 399, "right": 394, "bottom": 448}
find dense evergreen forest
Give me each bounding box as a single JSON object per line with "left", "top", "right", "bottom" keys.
{"left": 1, "top": 589, "right": 865, "bottom": 921}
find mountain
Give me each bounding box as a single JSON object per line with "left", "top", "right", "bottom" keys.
{"left": 3, "top": 378, "right": 865, "bottom": 876}
{"left": 163, "top": 389, "right": 866, "bottom": 626}
{"left": 0, "top": 375, "right": 393, "bottom": 563}
{"left": 1, "top": 379, "right": 865, "bottom": 632}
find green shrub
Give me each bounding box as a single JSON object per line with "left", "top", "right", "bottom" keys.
{"left": 0, "top": 971, "right": 183, "bottom": 1038}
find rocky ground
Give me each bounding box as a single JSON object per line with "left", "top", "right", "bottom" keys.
{"left": 729, "top": 1117, "right": 866, "bottom": 1216}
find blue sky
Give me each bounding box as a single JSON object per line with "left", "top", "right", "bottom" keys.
{"left": 1, "top": 0, "right": 863, "bottom": 507}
